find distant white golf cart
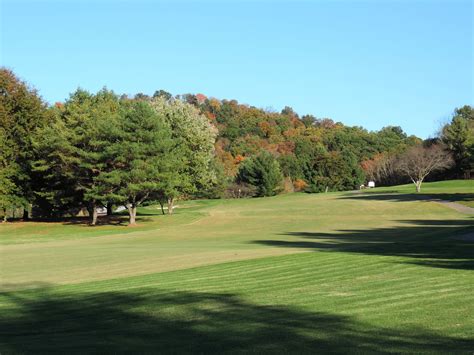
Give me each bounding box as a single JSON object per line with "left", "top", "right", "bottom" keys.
{"left": 359, "top": 181, "right": 375, "bottom": 190}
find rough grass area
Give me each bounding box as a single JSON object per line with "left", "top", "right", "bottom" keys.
{"left": 0, "top": 180, "right": 473, "bottom": 353}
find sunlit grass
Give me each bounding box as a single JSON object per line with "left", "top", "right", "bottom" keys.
{"left": 0, "top": 180, "right": 473, "bottom": 353}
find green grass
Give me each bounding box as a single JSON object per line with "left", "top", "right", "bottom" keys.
{"left": 1, "top": 180, "right": 473, "bottom": 353}
{"left": 0, "top": 200, "right": 219, "bottom": 245}
{"left": 366, "top": 180, "right": 474, "bottom": 207}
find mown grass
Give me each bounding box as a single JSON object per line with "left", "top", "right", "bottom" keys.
{"left": 0, "top": 180, "right": 473, "bottom": 353}
{"left": 365, "top": 180, "right": 474, "bottom": 207}
{"left": 1, "top": 251, "right": 473, "bottom": 353}
{"left": 0, "top": 199, "right": 218, "bottom": 245}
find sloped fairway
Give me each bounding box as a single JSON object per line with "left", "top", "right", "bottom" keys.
{"left": 1, "top": 181, "right": 473, "bottom": 353}
{"left": 365, "top": 180, "right": 474, "bottom": 208}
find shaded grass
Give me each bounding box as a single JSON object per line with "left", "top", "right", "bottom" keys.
{"left": 255, "top": 218, "right": 474, "bottom": 270}
{"left": 1, "top": 250, "right": 473, "bottom": 353}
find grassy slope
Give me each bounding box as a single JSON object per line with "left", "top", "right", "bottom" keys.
{"left": 0, "top": 200, "right": 218, "bottom": 245}
{"left": 0, "top": 180, "right": 473, "bottom": 353}
{"left": 366, "top": 180, "right": 474, "bottom": 207}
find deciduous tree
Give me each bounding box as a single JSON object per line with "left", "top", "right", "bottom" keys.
{"left": 396, "top": 144, "right": 453, "bottom": 192}
{"left": 0, "top": 68, "right": 51, "bottom": 219}
{"left": 150, "top": 97, "right": 217, "bottom": 213}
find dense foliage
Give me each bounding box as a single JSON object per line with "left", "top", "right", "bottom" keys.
{"left": 0, "top": 68, "right": 470, "bottom": 223}
{"left": 441, "top": 105, "right": 474, "bottom": 178}
{"left": 237, "top": 152, "right": 283, "bottom": 197}
{"left": 182, "top": 93, "right": 426, "bottom": 192}
{"left": 0, "top": 69, "right": 51, "bottom": 218}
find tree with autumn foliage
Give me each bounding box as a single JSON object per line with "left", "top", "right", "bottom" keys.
{"left": 0, "top": 68, "right": 52, "bottom": 220}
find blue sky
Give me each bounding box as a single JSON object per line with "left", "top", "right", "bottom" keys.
{"left": 1, "top": 0, "right": 472, "bottom": 138}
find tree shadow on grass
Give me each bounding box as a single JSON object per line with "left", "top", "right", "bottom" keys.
{"left": 17, "top": 214, "right": 161, "bottom": 227}
{"left": 254, "top": 219, "right": 474, "bottom": 270}
{"left": 61, "top": 215, "right": 157, "bottom": 227}
{"left": 0, "top": 206, "right": 167, "bottom": 227}
{"left": 0, "top": 287, "right": 472, "bottom": 354}
{"left": 340, "top": 192, "right": 474, "bottom": 205}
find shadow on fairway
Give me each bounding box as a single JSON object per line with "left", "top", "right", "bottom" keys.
{"left": 340, "top": 192, "right": 474, "bottom": 205}
{"left": 61, "top": 215, "right": 157, "bottom": 227}
{"left": 254, "top": 219, "right": 474, "bottom": 270}
{"left": 1, "top": 288, "right": 472, "bottom": 353}
{"left": 16, "top": 214, "right": 161, "bottom": 227}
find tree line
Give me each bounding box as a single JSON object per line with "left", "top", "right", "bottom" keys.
{"left": 361, "top": 106, "right": 473, "bottom": 189}
{"left": 1, "top": 69, "right": 216, "bottom": 224}
{"left": 1, "top": 68, "right": 472, "bottom": 223}
{"left": 175, "top": 93, "right": 470, "bottom": 195}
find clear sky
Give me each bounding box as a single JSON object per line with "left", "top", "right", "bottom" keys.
{"left": 1, "top": 0, "right": 472, "bottom": 138}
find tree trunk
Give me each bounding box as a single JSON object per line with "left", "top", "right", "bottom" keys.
{"left": 91, "top": 208, "right": 98, "bottom": 226}
{"left": 128, "top": 204, "right": 137, "bottom": 225}
{"left": 107, "top": 203, "right": 113, "bottom": 216}
{"left": 415, "top": 180, "right": 422, "bottom": 193}
{"left": 159, "top": 200, "right": 165, "bottom": 215}
{"left": 22, "top": 207, "right": 29, "bottom": 221}
{"left": 88, "top": 203, "right": 98, "bottom": 226}
{"left": 167, "top": 198, "right": 174, "bottom": 215}
{"left": 2, "top": 210, "right": 7, "bottom": 223}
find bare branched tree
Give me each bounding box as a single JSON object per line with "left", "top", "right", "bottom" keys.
{"left": 396, "top": 145, "right": 453, "bottom": 192}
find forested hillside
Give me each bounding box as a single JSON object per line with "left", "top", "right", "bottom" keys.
{"left": 177, "top": 93, "right": 420, "bottom": 192}
{"left": 164, "top": 92, "right": 471, "bottom": 194}
{"left": 1, "top": 68, "right": 472, "bottom": 223}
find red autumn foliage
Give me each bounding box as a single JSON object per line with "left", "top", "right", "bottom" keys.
{"left": 205, "top": 111, "right": 216, "bottom": 121}
{"left": 234, "top": 154, "right": 245, "bottom": 164}
{"left": 196, "top": 93, "right": 207, "bottom": 104}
